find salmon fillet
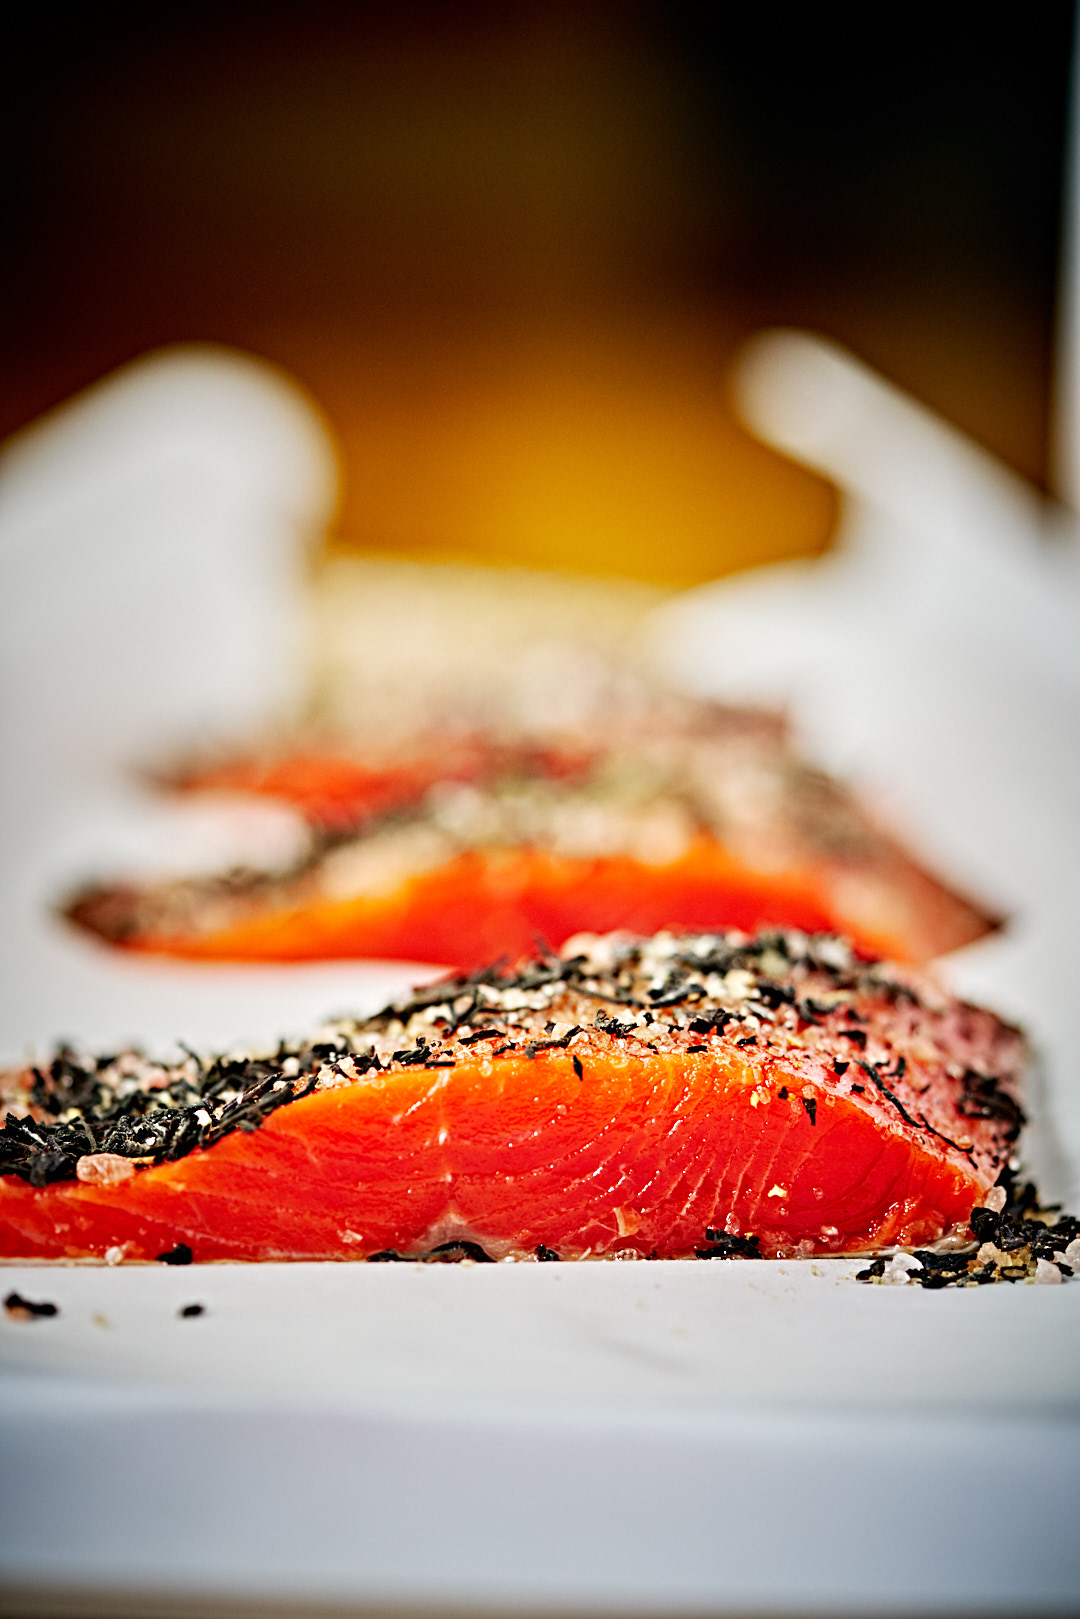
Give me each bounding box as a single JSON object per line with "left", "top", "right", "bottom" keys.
{"left": 0, "top": 929, "right": 1025, "bottom": 1262}
{"left": 67, "top": 706, "right": 994, "bottom": 967}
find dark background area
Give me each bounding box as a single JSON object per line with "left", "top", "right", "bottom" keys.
{"left": 2, "top": 1, "right": 1074, "bottom": 583}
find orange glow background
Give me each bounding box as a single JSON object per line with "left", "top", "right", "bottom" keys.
{"left": 2, "top": 3, "right": 1072, "bottom": 585}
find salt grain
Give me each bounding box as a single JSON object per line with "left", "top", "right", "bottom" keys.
{"left": 76, "top": 1153, "right": 135, "bottom": 1186}
{"left": 882, "top": 1252, "right": 924, "bottom": 1285}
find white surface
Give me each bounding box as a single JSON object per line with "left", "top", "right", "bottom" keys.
{"left": 1, "top": 1376, "right": 1077, "bottom": 1617}
{"left": 2, "top": 1264, "right": 1078, "bottom": 1615}
{"left": 1, "top": 340, "right": 1078, "bottom": 1616}
{"left": 2, "top": 1258, "right": 1079, "bottom": 1410}
{"left": 3, "top": 1375, "right": 1076, "bottom": 1617}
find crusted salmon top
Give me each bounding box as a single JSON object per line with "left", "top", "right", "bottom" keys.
{"left": 2, "top": 929, "right": 1023, "bottom": 1222}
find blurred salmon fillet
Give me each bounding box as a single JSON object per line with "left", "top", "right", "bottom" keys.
{"left": 65, "top": 702, "right": 993, "bottom": 969}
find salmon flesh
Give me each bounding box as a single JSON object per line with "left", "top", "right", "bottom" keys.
{"left": 0, "top": 929, "right": 1025, "bottom": 1263}
{"left": 66, "top": 708, "right": 994, "bottom": 968}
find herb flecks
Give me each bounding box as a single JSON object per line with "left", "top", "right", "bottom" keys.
{"left": 855, "top": 1167, "right": 1080, "bottom": 1288}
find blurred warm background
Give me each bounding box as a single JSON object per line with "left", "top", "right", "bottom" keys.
{"left": 3, "top": 2, "right": 1074, "bottom": 586}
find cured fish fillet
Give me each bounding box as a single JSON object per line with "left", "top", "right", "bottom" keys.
{"left": 66, "top": 706, "right": 993, "bottom": 968}
{"left": 0, "top": 929, "right": 1025, "bottom": 1262}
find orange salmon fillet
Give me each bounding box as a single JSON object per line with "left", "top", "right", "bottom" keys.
{"left": 69, "top": 707, "right": 994, "bottom": 968}
{"left": 0, "top": 929, "right": 1024, "bottom": 1262}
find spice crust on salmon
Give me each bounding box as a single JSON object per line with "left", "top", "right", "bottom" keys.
{"left": 0, "top": 928, "right": 1026, "bottom": 1264}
